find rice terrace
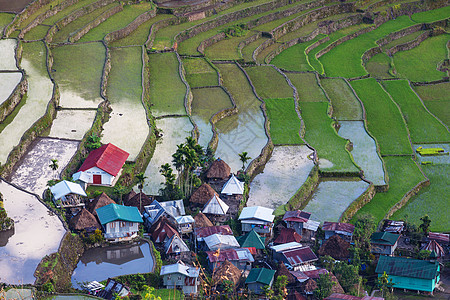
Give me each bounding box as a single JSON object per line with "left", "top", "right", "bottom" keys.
{"left": 0, "top": 0, "right": 449, "bottom": 295}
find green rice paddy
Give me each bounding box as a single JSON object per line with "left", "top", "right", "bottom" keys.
{"left": 255, "top": 41, "right": 282, "bottom": 64}
{"left": 16, "top": 0, "right": 61, "bottom": 29}
{"left": 241, "top": 37, "right": 268, "bottom": 62}
{"left": 410, "top": 5, "right": 450, "bottom": 23}
{"left": 413, "top": 82, "right": 450, "bottom": 127}
{"left": 148, "top": 52, "right": 186, "bottom": 117}
{"left": 382, "top": 80, "right": 450, "bottom": 143}
{"left": 381, "top": 30, "right": 423, "bottom": 51}
{"left": 365, "top": 52, "right": 393, "bottom": 79}
{"left": 204, "top": 31, "right": 253, "bottom": 60}
{"left": 350, "top": 78, "right": 412, "bottom": 155}
{"left": 265, "top": 98, "right": 303, "bottom": 145}
{"left": 393, "top": 33, "right": 449, "bottom": 82}
{"left": 0, "top": 13, "right": 14, "bottom": 34}
{"left": 300, "top": 101, "right": 359, "bottom": 172}
{"left": 246, "top": 66, "right": 293, "bottom": 99}
{"left": 287, "top": 72, "right": 328, "bottom": 102}
{"left": 320, "top": 78, "right": 363, "bottom": 120}
{"left": 23, "top": 24, "right": 50, "bottom": 40}
{"left": 42, "top": 0, "right": 100, "bottom": 25}
{"left": 182, "top": 57, "right": 218, "bottom": 88}
{"left": 78, "top": 2, "right": 153, "bottom": 42}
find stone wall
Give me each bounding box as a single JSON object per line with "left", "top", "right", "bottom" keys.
{"left": 69, "top": 4, "right": 123, "bottom": 43}
{"left": 6, "top": 0, "right": 53, "bottom": 36}
{"left": 197, "top": 32, "right": 226, "bottom": 55}
{"left": 284, "top": 165, "right": 320, "bottom": 211}
{"left": 104, "top": 9, "right": 157, "bottom": 43}
{"left": 146, "top": 17, "right": 188, "bottom": 49}
{"left": 386, "top": 30, "right": 431, "bottom": 56}
{"left": 0, "top": 73, "right": 27, "bottom": 123}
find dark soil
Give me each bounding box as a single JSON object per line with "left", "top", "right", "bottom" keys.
{"left": 0, "top": 0, "right": 34, "bottom": 13}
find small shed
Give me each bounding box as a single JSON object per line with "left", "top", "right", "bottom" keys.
{"left": 190, "top": 183, "right": 217, "bottom": 206}
{"left": 202, "top": 194, "right": 229, "bottom": 216}
{"left": 50, "top": 180, "right": 87, "bottom": 209}
{"left": 194, "top": 212, "right": 213, "bottom": 228}
{"left": 221, "top": 174, "right": 244, "bottom": 195}
{"left": 206, "top": 158, "right": 231, "bottom": 181}
{"left": 370, "top": 232, "right": 400, "bottom": 256}
{"left": 68, "top": 208, "right": 101, "bottom": 233}
{"left": 245, "top": 267, "right": 276, "bottom": 294}
{"left": 322, "top": 222, "right": 355, "bottom": 242}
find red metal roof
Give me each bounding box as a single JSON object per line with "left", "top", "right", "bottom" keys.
{"left": 79, "top": 143, "right": 129, "bottom": 176}
{"left": 428, "top": 232, "right": 449, "bottom": 243}
{"left": 289, "top": 270, "right": 308, "bottom": 281}
{"left": 206, "top": 248, "right": 253, "bottom": 263}
{"left": 195, "top": 225, "right": 233, "bottom": 238}
{"left": 323, "top": 222, "right": 355, "bottom": 234}
{"left": 283, "top": 210, "right": 311, "bottom": 223}
{"left": 152, "top": 222, "right": 178, "bottom": 243}
{"left": 274, "top": 228, "right": 302, "bottom": 244}
{"left": 282, "top": 246, "right": 318, "bottom": 266}
{"left": 423, "top": 240, "right": 445, "bottom": 257}
{"left": 302, "top": 268, "right": 328, "bottom": 279}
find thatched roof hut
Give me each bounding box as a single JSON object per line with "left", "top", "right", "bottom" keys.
{"left": 190, "top": 183, "right": 217, "bottom": 205}
{"left": 86, "top": 192, "right": 116, "bottom": 216}
{"left": 69, "top": 208, "right": 101, "bottom": 232}
{"left": 123, "top": 192, "right": 153, "bottom": 213}
{"left": 302, "top": 278, "right": 317, "bottom": 294}
{"left": 330, "top": 273, "right": 345, "bottom": 294}
{"left": 318, "top": 234, "right": 351, "bottom": 260}
{"left": 213, "top": 260, "right": 241, "bottom": 286}
{"left": 206, "top": 159, "right": 231, "bottom": 180}
{"left": 276, "top": 262, "right": 296, "bottom": 285}
{"left": 194, "top": 212, "right": 213, "bottom": 228}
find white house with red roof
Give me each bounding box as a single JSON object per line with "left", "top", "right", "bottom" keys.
{"left": 74, "top": 143, "right": 129, "bottom": 187}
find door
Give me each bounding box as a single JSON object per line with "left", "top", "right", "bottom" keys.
{"left": 93, "top": 174, "right": 102, "bottom": 184}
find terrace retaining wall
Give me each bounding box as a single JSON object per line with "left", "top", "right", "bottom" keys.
{"left": 69, "top": 4, "right": 123, "bottom": 43}
{"left": 284, "top": 165, "right": 320, "bottom": 211}
{"left": 0, "top": 73, "right": 27, "bottom": 123}
{"left": 104, "top": 8, "right": 157, "bottom": 43}
{"left": 6, "top": 0, "right": 54, "bottom": 36}
{"left": 146, "top": 17, "right": 188, "bottom": 49}
{"left": 339, "top": 183, "right": 376, "bottom": 222}
{"left": 386, "top": 29, "right": 431, "bottom": 56}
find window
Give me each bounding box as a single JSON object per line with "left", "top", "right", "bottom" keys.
{"left": 121, "top": 221, "right": 126, "bottom": 227}
{"left": 110, "top": 222, "right": 115, "bottom": 228}
{"left": 178, "top": 276, "right": 182, "bottom": 281}
{"left": 167, "top": 275, "right": 171, "bottom": 280}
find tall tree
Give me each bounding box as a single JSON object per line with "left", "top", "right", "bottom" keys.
{"left": 334, "top": 262, "right": 360, "bottom": 293}
{"left": 238, "top": 152, "right": 251, "bottom": 171}
{"left": 136, "top": 173, "right": 147, "bottom": 212}
{"left": 353, "top": 213, "right": 376, "bottom": 257}
{"left": 376, "top": 272, "right": 394, "bottom": 298}
{"left": 419, "top": 215, "right": 431, "bottom": 235}
{"left": 113, "top": 184, "right": 127, "bottom": 205}
{"left": 313, "top": 273, "right": 335, "bottom": 300}
{"left": 49, "top": 159, "right": 59, "bottom": 179}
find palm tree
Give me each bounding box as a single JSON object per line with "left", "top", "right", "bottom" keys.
{"left": 49, "top": 159, "right": 59, "bottom": 179}
{"left": 172, "top": 144, "right": 186, "bottom": 188}
{"left": 238, "top": 152, "right": 251, "bottom": 171}
{"left": 136, "top": 173, "right": 147, "bottom": 212}
{"left": 113, "top": 184, "right": 127, "bottom": 205}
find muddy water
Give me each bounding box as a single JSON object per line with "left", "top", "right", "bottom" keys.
{"left": 214, "top": 63, "right": 268, "bottom": 172}
{"left": 0, "top": 42, "right": 53, "bottom": 164}
{"left": 304, "top": 179, "right": 370, "bottom": 223}
{"left": 71, "top": 241, "right": 154, "bottom": 289}
{"left": 142, "top": 116, "right": 193, "bottom": 195}
{"left": 248, "top": 145, "right": 314, "bottom": 209}
{"left": 0, "top": 39, "right": 18, "bottom": 70}
{"left": 103, "top": 47, "right": 148, "bottom": 160}
{"left": 338, "top": 121, "right": 386, "bottom": 185}
{"left": 0, "top": 72, "right": 22, "bottom": 104}
{"left": 48, "top": 110, "right": 96, "bottom": 140}
{"left": 0, "top": 180, "right": 66, "bottom": 284}
{"left": 10, "top": 138, "right": 80, "bottom": 196}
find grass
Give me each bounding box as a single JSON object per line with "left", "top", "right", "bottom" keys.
{"left": 52, "top": 2, "right": 118, "bottom": 43}
{"left": 393, "top": 33, "right": 449, "bottom": 82}
{"left": 413, "top": 82, "right": 449, "bottom": 127}
{"left": 182, "top": 57, "right": 218, "bottom": 88}
{"left": 300, "top": 102, "right": 359, "bottom": 172}
{"left": 42, "top": 0, "right": 100, "bottom": 25}
{"left": 245, "top": 66, "right": 293, "bottom": 99}
{"left": 23, "top": 24, "right": 51, "bottom": 40}
{"left": 241, "top": 37, "right": 268, "bottom": 62}
{"left": 320, "top": 78, "right": 363, "bottom": 120}
{"left": 350, "top": 78, "right": 412, "bottom": 155}
{"left": 319, "top": 15, "right": 415, "bottom": 78}
{"left": 365, "top": 52, "right": 393, "bottom": 79}
{"left": 287, "top": 72, "right": 328, "bottom": 102}
{"left": 78, "top": 2, "right": 153, "bottom": 42}
{"left": 204, "top": 30, "right": 253, "bottom": 60}
{"left": 391, "top": 162, "right": 449, "bottom": 232}
{"left": 51, "top": 42, "right": 105, "bottom": 102}
{"left": 16, "top": 0, "right": 61, "bottom": 29}
{"left": 265, "top": 98, "right": 303, "bottom": 144}
{"left": 152, "top": 289, "right": 183, "bottom": 300}
{"left": 0, "top": 12, "right": 14, "bottom": 33}
{"left": 382, "top": 80, "right": 450, "bottom": 143}
{"left": 148, "top": 52, "right": 186, "bottom": 117}
{"left": 351, "top": 156, "right": 426, "bottom": 232}
{"left": 410, "top": 5, "right": 450, "bottom": 23}
{"left": 109, "top": 14, "right": 173, "bottom": 47}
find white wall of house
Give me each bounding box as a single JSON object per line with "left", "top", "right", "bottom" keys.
{"left": 104, "top": 221, "right": 139, "bottom": 241}
{"left": 85, "top": 166, "right": 115, "bottom": 186}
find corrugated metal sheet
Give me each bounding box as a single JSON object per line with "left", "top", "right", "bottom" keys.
{"left": 79, "top": 143, "right": 129, "bottom": 176}
{"left": 195, "top": 225, "right": 233, "bottom": 238}
{"left": 206, "top": 248, "right": 254, "bottom": 263}
{"left": 282, "top": 246, "right": 317, "bottom": 266}
{"left": 429, "top": 232, "right": 449, "bottom": 243}
{"left": 221, "top": 174, "right": 244, "bottom": 195}
{"left": 323, "top": 222, "right": 355, "bottom": 234}
{"left": 239, "top": 206, "right": 275, "bottom": 222}
{"left": 50, "top": 180, "right": 87, "bottom": 200}
{"left": 96, "top": 203, "right": 142, "bottom": 225}
{"left": 375, "top": 256, "right": 439, "bottom": 280}
{"left": 283, "top": 211, "right": 311, "bottom": 223}
{"left": 202, "top": 194, "right": 229, "bottom": 215}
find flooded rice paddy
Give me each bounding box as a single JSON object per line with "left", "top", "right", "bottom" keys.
{"left": 0, "top": 39, "right": 18, "bottom": 70}
{"left": 48, "top": 110, "right": 96, "bottom": 140}
{"left": 0, "top": 72, "right": 22, "bottom": 104}
{"left": 103, "top": 47, "right": 148, "bottom": 160}
{"left": 0, "top": 180, "right": 66, "bottom": 284}
{"left": 10, "top": 138, "right": 80, "bottom": 196}
{"left": 214, "top": 63, "right": 268, "bottom": 172}
{"left": 71, "top": 240, "right": 154, "bottom": 289}
{"left": 0, "top": 42, "right": 53, "bottom": 164}
{"left": 338, "top": 121, "right": 386, "bottom": 185}
{"left": 247, "top": 145, "right": 315, "bottom": 209}
{"left": 304, "top": 179, "right": 370, "bottom": 223}
{"left": 142, "top": 117, "right": 193, "bottom": 195}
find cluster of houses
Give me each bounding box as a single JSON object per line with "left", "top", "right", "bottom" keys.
{"left": 52, "top": 144, "right": 447, "bottom": 298}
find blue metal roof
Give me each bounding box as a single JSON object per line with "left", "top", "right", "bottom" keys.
{"left": 96, "top": 203, "right": 143, "bottom": 225}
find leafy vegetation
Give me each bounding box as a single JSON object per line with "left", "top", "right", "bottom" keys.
{"left": 265, "top": 98, "right": 303, "bottom": 145}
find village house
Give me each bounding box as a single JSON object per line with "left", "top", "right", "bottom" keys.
{"left": 236, "top": 230, "right": 266, "bottom": 257}
{"left": 283, "top": 210, "right": 320, "bottom": 240}
{"left": 375, "top": 256, "right": 440, "bottom": 294}
{"left": 123, "top": 191, "right": 153, "bottom": 213}
{"left": 322, "top": 221, "right": 355, "bottom": 242}
{"left": 273, "top": 228, "right": 302, "bottom": 245}
{"left": 160, "top": 262, "right": 200, "bottom": 295}
{"left": 318, "top": 234, "right": 351, "bottom": 260}
{"left": 143, "top": 199, "right": 185, "bottom": 228}
{"left": 212, "top": 260, "right": 242, "bottom": 289}
{"left": 206, "top": 158, "right": 231, "bottom": 182}
{"left": 151, "top": 217, "right": 179, "bottom": 244}
{"left": 221, "top": 173, "right": 244, "bottom": 196}
{"left": 382, "top": 220, "right": 405, "bottom": 234}
{"left": 96, "top": 203, "right": 143, "bottom": 242}
{"left": 370, "top": 232, "right": 400, "bottom": 256}
{"left": 202, "top": 194, "right": 229, "bottom": 222}
{"left": 195, "top": 225, "right": 233, "bottom": 250}
{"left": 206, "top": 247, "right": 254, "bottom": 271}
{"left": 164, "top": 235, "right": 190, "bottom": 259}
{"left": 75, "top": 143, "right": 129, "bottom": 187}
{"left": 50, "top": 180, "right": 87, "bottom": 210}
{"left": 175, "top": 215, "right": 195, "bottom": 234}
{"left": 204, "top": 233, "right": 240, "bottom": 251}
{"left": 194, "top": 212, "right": 213, "bottom": 228}
{"left": 68, "top": 208, "right": 101, "bottom": 233}
{"left": 245, "top": 267, "right": 276, "bottom": 294}
{"left": 86, "top": 192, "right": 116, "bottom": 217}
{"left": 272, "top": 243, "right": 318, "bottom": 271}
{"left": 239, "top": 206, "right": 275, "bottom": 237}
{"left": 189, "top": 183, "right": 218, "bottom": 208}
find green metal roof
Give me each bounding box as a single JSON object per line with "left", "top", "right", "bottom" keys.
{"left": 96, "top": 203, "right": 143, "bottom": 225}
{"left": 370, "top": 232, "right": 400, "bottom": 246}
{"left": 245, "top": 268, "right": 276, "bottom": 285}
{"left": 376, "top": 256, "right": 439, "bottom": 280}
{"left": 237, "top": 230, "right": 266, "bottom": 249}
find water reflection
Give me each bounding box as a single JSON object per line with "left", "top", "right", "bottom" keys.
{"left": 0, "top": 227, "right": 14, "bottom": 247}
{"left": 71, "top": 241, "right": 153, "bottom": 289}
